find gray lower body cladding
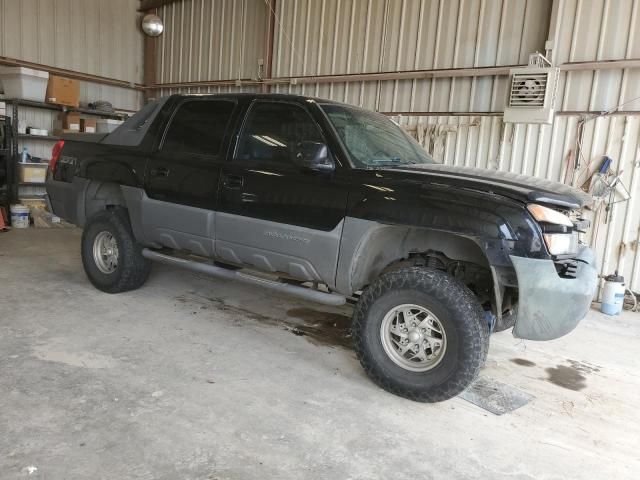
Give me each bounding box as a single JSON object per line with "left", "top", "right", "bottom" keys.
{"left": 47, "top": 180, "right": 344, "bottom": 287}
{"left": 510, "top": 246, "right": 598, "bottom": 341}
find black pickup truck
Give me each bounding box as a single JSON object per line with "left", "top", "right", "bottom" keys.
{"left": 46, "top": 93, "right": 597, "bottom": 402}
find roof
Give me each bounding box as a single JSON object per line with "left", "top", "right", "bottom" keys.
{"left": 165, "top": 92, "right": 346, "bottom": 106}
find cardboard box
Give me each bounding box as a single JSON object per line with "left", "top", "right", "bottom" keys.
{"left": 57, "top": 112, "right": 80, "bottom": 131}
{"left": 81, "top": 118, "right": 97, "bottom": 133}
{"left": 18, "top": 162, "right": 48, "bottom": 184}
{"left": 46, "top": 75, "right": 80, "bottom": 107}
{"left": 20, "top": 197, "right": 47, "bottom": 211}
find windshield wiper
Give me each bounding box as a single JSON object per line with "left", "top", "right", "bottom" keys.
{"left": 367, "top": 158, "right": 417, "bottom": 168}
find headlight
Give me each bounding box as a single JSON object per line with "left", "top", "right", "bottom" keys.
{"left": 543, "top": 233, "right": 578, "bottom": 255}
{"left": 527, "top": 204, "right": 577, "bottom": 255}
{"left": 527, "top": 204, "right": 574, "bottom": 227}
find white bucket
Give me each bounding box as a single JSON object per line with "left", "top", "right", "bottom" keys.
{"left": 601, "top": 273, "right": 625, "bottom": 316}
{"left": 10, "top": 204, "right": 30, "bottom": 228}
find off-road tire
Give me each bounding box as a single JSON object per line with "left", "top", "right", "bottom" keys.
{"left": 81, "top": 208, "right": 151, "bottom": 293}
{"left": 352, "top": 267, "right": 489, "bottom": 402}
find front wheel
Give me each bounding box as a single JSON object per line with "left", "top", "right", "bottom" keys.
{"left": 352, "top": 267, "right": 489, "bottom": 402}
{"left": 81, "top": 209, "right": 151, "bottom": 293}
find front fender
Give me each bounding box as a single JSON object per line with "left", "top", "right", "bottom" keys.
{"left": 334, "top": 217, "right": 513, "bottom": 295}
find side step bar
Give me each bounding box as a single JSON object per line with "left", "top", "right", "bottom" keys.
{"left": 142, "top": 248, "right": 347, "bottom": 306}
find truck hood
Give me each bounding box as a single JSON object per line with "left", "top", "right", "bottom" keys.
{"left": 389, "top": 164, "right": 593, "bottom": 209}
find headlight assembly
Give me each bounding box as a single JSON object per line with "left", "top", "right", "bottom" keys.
{"left": 543, "top": 232, "right": 578, "bottom": 255}
{"left": 527, "top": 204, "right": 578, "bottom": 256}
{"left": 527, "top": 204, "right": 574, "bottom": 227}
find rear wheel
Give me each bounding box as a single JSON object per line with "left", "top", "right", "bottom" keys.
{"left": 352, "top": 267, "right": 489, "bottom": 402}
{"left": 81, "top": 209, "right": 151, "bottom": 293}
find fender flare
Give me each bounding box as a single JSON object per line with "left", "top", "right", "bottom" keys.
{"left": 335, "top": 217, "right": 516, "bottom": 314}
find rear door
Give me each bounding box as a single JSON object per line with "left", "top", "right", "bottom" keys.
{"left": 216, "top": 100, "right": 350, "bottom": 286}
{"left": 142, "top": 98, "right": 236, "bottom": 255}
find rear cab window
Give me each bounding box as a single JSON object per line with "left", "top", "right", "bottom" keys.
{"left": 101, "top": 96, "right": 170, "bottom": 147}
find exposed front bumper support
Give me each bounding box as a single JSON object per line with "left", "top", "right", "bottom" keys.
{"left": 510, "top": 246, "right": 598, "bottom": 341}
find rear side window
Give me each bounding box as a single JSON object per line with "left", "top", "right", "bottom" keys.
{"left": 162, "top": 100, "right": 235, "bottom": 156}
{"left": 235, "top": 102, "right": 324, "bottom": 164}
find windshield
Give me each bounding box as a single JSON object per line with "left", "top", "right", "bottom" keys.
{"left": 320, "top": 104, "right": 435, "bottom": 168}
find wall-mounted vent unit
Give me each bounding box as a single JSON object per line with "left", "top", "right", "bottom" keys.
{"left": 504, "top": 54, "right": 559, "bottom": 124}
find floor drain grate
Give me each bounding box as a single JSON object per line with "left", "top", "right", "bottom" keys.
{"left": 460, "top": 376, "right": 535, "bottom": 415}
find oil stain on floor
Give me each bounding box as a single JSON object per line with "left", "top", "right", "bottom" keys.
{"left": 545, "top": 365, "right": 587, "bottom": 391}
{"left": 510, "top": 358, "right": 536, "bottom": 367}
{"left": 544, "top": 359, "right": 602, "bottom": 391}
{"left": 567, "top": 359, "right": 601, "bottom": 374}
{"left": 175, "top": 293, "right": 353, "bottom": 349}
{"left": 285, "top": 307, "right": 352, "bottom": 348}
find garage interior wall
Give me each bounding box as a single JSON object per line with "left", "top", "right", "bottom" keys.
{"left": 0, "top": 0, "right": 144, "bottom": 196}
{"left": 0, "top": 0, "right": 143, "bottom": 111}
{"left": 153, "top": 0, "right": 639, "bottom": 295}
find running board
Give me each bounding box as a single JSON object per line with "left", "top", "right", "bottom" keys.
{"left": 142, "top": 248, "right": 347, "bottom": 306}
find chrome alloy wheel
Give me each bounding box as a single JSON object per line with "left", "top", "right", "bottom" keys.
{"left": 93, "top": 231, "right": 119, "bottom": 274}
{"left": 380, "top": 303, "right": 447, "bottom": 372}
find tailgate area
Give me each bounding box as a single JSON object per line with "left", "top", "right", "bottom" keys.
{"left": 46, "top": 176, "right": 87, "bottom": 225}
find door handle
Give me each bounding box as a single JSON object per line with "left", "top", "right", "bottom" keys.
{"left": 222, "top": 174, "right": 244, "bottom": 189}
{"left": 150, "top": 167, "right": 170, "bottom": 177}
{"left": 241, "top": 192, "right": 258, "bottom": 203}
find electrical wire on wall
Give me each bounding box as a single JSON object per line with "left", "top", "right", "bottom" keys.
{"left": 571, "top": 94, "right": 640, "bottom": 305}
{"left": 262, "top": 0, "right": 306, "bottom": 81}
{"left": 573, "top": 95, "right": 640, "bottom": 188}
{"left": 624, "top": 289, "right": 639, "bottom": 312}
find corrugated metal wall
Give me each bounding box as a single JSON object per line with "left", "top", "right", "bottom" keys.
{"left": 154, "top": 0, "right": 640, "bottom": 293}
{"left": 0, "top": 0, "right": 143, "bottom": 110}
{"left": 272, "top": 0, "right": 552, "bottom": 113}
{"left": 156, "top": 0, "right": 266, "bottom": 95}
{"left": 556, "top": 0, "right": 640, "bottom": 295}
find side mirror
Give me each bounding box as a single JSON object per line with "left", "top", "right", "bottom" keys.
{"left": 295, "top": 141, "right": 335, "bottom": 173}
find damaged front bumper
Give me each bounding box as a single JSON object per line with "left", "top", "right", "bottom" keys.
{"left": 509, "top": 246, "right": 598, "bottom": 341}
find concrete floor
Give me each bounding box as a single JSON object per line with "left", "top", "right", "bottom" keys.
{"left": 1, "top": 228, "right": 639, "bottom": 479}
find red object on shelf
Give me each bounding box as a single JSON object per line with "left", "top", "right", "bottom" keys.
{"left": 50, "top": 139, "right": 65, "bottom": 174}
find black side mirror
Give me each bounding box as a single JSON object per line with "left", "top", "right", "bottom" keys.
{"left": 295, "top": 141, "right": 335, "bottom": 173}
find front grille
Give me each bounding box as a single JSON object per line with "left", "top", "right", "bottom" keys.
{"left": 554, "top": 258, "right": 578, "bottom": 279}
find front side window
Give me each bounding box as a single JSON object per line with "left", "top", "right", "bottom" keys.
{"left": 236, "top": 102, "right": 324, "bottom": 165}
{"left": 320, "top": 104, "right": 434, "bottom": 168}
{"left": 162, "top": 100, "right": 235, "bottom": 156}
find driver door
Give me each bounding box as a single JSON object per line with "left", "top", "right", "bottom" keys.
{"left": 216, "top": 100, "right": 349, "bottom": 286}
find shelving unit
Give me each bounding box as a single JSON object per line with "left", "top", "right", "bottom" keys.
{"left": 0, "top": 115, "right": 14, "bottom": 209}
{"left": 18, "top": 134, "right": 62, "bottom": 141}
{"left": 5, "top": 98, "right": 129, "bottom": 203}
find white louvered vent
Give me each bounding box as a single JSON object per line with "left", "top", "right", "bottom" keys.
{"left": 509, "top": 73, "right": 548, "bottom": 107}
{"left": 504, "top": 58, "right": 559, "bottom": 124}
